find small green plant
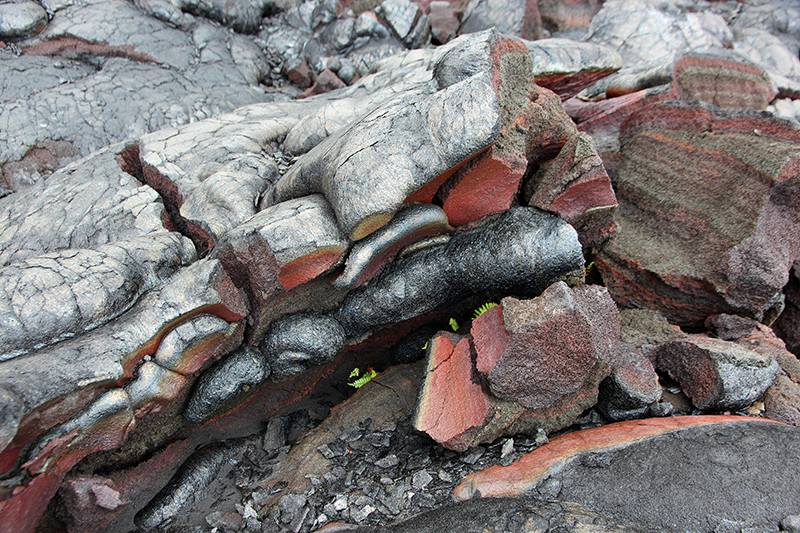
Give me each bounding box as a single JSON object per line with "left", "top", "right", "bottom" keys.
{"left": 585, "top": 260, "right": 595, "bottom": 275}
{"left": 449, "top": 317, "right": 460, "bottom": 332}
{"left": 472, "top": 302, "right": 498, "bottom": 320}
{"left": 347, "top": 367, "right": 378, "bottom": 389}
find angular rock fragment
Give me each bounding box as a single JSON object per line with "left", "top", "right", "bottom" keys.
{"left": 597, "top": 343, "right": 661, "bottom": 421}
{"left": 376, "top": 0, "right": 430, "bottom": 49}
{"left": 413, "top": 333, "right": 491, "bottom": 451}
{"left": 654, "top": 336, "right": 779, "bottom": 411}
{"left": 427, "top": 1, "right": 459, "bottom": 45}
{"left": 265, "top": 30, "right": 535, "bottom": 241}
{"left": 298, "top": 68, "right": 348, "bottom": 98}
{"left": 460, "top": 0, "right": 537, "bottom": 40}
{"left": 596, "top": 102, "right": 800, "bottom": 327}
{"left": 335, "top": 208, "right": 584, "bottom": 339}
{"left": 184, "top": 346, "right": 270, "bottom": 424}
{"left": 538, "top": 0, "right": 602, "bottom": 34}
{"left": 455, "top": 416, "right": 800, "bottom": 532}
{"left": 526, "top": 132, "right": 617, "bottom": 248}
{"left": 0, "top": 233, "right": 195, "bottom": 360}
{"left": 435, "top": 147, "right": 527, "bottom": 228}
{"left": 210, "top": 195, "right": 348, "bottom": 342}
{"left": 414, "top": 281, "right": 620, "bottom": 450}
{"left": 334, "top": 203, "right": 452, "bottom": 290}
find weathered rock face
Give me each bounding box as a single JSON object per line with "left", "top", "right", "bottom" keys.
{"left": 1, "top": 0, "right": 279, "bottom": 194}
{"left": 596, "top": 101, "right": 800, "bottom": 327}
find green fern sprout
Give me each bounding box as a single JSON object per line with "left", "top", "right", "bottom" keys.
{"left": 347, "top": 367, "right": 378, "bottom": 389}
{"left": 585, "top": 260, "right": 595, "bottom": 275}
{"left": 472, "top": 302, "right": 498, "bottom": 320}
{"left": 449, "top": 317, "right": 460, "bottom": 331}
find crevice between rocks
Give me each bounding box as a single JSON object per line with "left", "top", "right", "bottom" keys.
{"left": 116, "top": 143, "right": 213, "bottom": 258}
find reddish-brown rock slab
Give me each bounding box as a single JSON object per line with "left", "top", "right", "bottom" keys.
{"left": 526, "top": 132, "right": 618, "bottom": 248}
{"left": 563, "top": 84, "right": 674, "bottom": 154}
{"left": 673, "top": 51, "right": 777, "bottom": 112}
{"left": 298, "top": 69, "right": 347, "bottom": 99}
{"left": 527, "top": 38, "right": 623, "bottom": 101}
{"left": 596, "top": 101, "right": 800, "bottom": 328}
{"left": 436, "top": 147, "right": 526, "bottom": 227}
{"left": 454, "top": 416, "right": 800, "bottom": 532}
{"left": 654, "top": 335, "right": 779, "bottom": 411}
{"left": 413, "top": 332, "right": 491, "bottom": 451}
{"left": 524, "top": 84, "right": 580, "bottom": 166}
{"left": 0, "top": 472, "right": 61, "bottom": 533}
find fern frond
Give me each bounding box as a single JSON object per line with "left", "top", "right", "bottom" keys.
{"left": 472, "top": 302, "right": 498, "bottom": 320}
{"left": 348, "top": 368, "right": 378, "bottom": 388}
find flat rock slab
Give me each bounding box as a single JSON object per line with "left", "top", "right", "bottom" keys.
{"left": 455, "top": 416, "right": 800, "bottom": 533}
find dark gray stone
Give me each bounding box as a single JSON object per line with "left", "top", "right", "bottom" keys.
{"left": 184, "top": 346, "right": 270, "bottom": 424}
{"left": 335, "top": 207, "right": 584, "bottom": 339}
{"left": 135, "top": 439, "right": 246, "bottom": 530}
{"left": 260, "top": 312, "right": 347, "bottom": 381}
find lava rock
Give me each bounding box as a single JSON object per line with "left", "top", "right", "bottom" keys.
{"left": 413, "top": 332, "right": 491, "bottom": 451}
{"left": 654, "top": 336, "right": 779, "bottom": 411}
{"left": 455, "top": 416, "right": 800, "bottom": 532}
{"left": 260, "top": 313, "right": 347, "bottom": 381}
{"left": 672, "top": 51, "right": 777, "bottom": 111}
{"left": 184, "top": 346, "right": 270, "bottom": 424}
{"left": 596, "top": 101, "right": 800, "bottom": 328}
{"left": 335, "top": 207, "right": 584, "bottom": 339}
{"left": 597, "top": 343, "right": 661, "bottom": 421}
{"left": 0, "top": 0, "right": 47, "bottom": 40}
{"left": 334, "top": 203, "right": 452, "bottom": 290}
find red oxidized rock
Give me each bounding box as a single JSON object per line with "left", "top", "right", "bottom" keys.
{"left": 413, "top": 332, "right": 491, "bottom": 451}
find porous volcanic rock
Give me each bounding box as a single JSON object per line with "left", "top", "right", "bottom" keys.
{"left": 654, "top": 335, "right": 779, "bottom": 411}
{"left": 596, "top": 101, "right": 800, "bottom": 327}
{"left": 414, "top": 281, "right": 620, "bottom": 450}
